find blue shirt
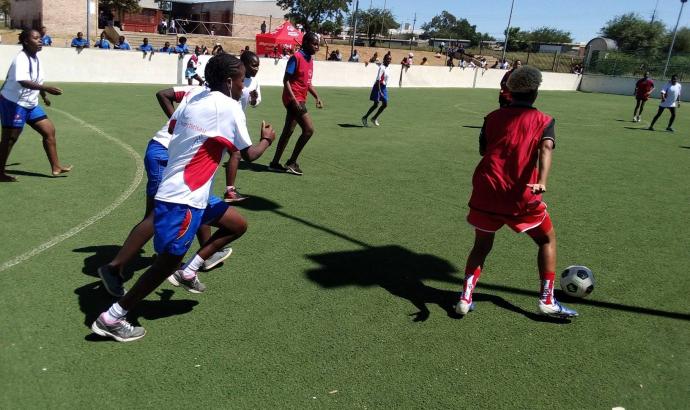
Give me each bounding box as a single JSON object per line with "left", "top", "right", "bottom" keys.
{"left": 71, "top": 38, "right": 89, "bottom": 48}
{"left": 159, "top": 46, "right": 172, "bottom": 53}
{"left": 115, "top": 42, "right": 131, "bottom": 50}
{"left": 285, "top": 50, "right": 311, "bottom": 75}
{"left": 174, "top": 44, "right": 189, "bottom": 54}
{"left": 41, "top": 35, "right": 52, "bottom": 46}
{"left": 94, "top": 39, "right": 111, "bottom": 49}
{"left": 139, "top": 44, "right": 154, "bottom": 52}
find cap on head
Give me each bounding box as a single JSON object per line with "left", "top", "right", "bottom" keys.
{"left": 408, "top": 52, "right": 414, "bottom": 57}
{"left": 507, "top": 66, "right": 542, "bottom": 93}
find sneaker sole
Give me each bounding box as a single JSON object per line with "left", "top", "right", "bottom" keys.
{"left": 91, "top": 321, "right": 146, "bottom": 342}
{"left": 223, "top": 196, "right": 247, "bottom": 203}
{"left": 97, "top": 267, "right": 125, "bottom": 298}
{"left": 201, "top": 248, "right": 233, "bottom": 271}
{"left": 285, "top": 167, "right": 303, "bottom": 176}
{"left": 168, "top": 274, "right": 205, "bottom": 293}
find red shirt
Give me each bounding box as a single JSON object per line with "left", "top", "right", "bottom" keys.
{"left": 635, "top": 78, "right": 654, "bottom": 97}
{"left": 499, "top": 69, "right": 515, "bottom": 100}
{"left": 469, "top": 105, "right": 555, "bottom": 216}
{"left": 282, "top": 50, "right": 314, "bottom": 105}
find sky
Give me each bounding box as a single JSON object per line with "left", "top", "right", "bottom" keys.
{"left": 357, "top": 0, "right": 690, "bottom": 43}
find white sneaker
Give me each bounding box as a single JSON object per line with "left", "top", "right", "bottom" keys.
{"left": 200, "top": 247, "right": 233, "bottom": 271}
{"left": 373, "top": 119, "right": 380, "bottom": 126}
{"left": 633, "top": 116, "right": 638, "bottom": 122}
{"left": 538, "top": 300, "right": 578, "bottom": 318}
{"left": 454, "top": 300, "right": 475, "bottom": 316}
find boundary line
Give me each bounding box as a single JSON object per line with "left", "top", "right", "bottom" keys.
{"left": 0, "top": 107, "right": 144, "bottom": 272}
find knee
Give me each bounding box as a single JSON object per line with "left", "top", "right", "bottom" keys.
{"left": 235, "top": 218, "right": 248, "bottom": 236}
{"left": 381, "top": 102, "right": 388, "bottom": 109}
{"left": 303, "top": 127, "right": 314, "bottom": 138}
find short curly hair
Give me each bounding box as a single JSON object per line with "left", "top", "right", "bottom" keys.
{"left": 507, "top": 66, "right": 542, "bottom": 93}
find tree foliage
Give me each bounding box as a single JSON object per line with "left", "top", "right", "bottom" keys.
{"left": 351, "top": 8, "right": 399, "bottom": 45}
{"left": 601, "top": 13, "right": 666, "bottom": 52}
{"left": 420, "top": 11, "right": 493, "bottom": 46}
{"left": 669, "top": 27, "right": 690, "bottom": 53}
{"left": 527, "top": 27, "right": 573, "bottom": 44}
{"left": 0, "top": 0, "right": 10, "bottom": 16}
{"left": 276, "top": 0, "right": 349, "bottom": 32}
{"left": 99, "top": 0, "right": 141, "bottom": 14}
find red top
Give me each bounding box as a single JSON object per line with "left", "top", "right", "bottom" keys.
{"left": 635, "top": 78, "right": 654, "bottom": 97}
{"left": 282, "top": 50, "right": 314, "bottom": 105}
{"left": 469, "top": 106, "right": 555, "bottom": 216}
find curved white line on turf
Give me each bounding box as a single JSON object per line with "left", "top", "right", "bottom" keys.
{"left": 0, "top": 108, "right": 144, "bottom": 272}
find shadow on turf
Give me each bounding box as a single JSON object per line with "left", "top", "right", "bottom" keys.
{"left": 75, "top": 282, "right": 199, "bottom": 342}
{"left": 680, "top": 146, "right": 690, "bottom": 149}
{"left": 73, "top": 245, "right": 154, "bottom": 280}
{"left": 6, "top": 169, "right": 60, "bottom": 178}
{"left": 337, "top": 123, "right": 365, "bottom": 128}
{"left": 462, "top": 125, "right": 483, "bottom": 129}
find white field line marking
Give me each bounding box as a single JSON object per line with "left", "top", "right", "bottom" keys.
{"left": 0, "top": 108, "right": 144, "bottom": 272}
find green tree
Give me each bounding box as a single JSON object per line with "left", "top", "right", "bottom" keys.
{"left": 601, "top": 13, "right": 666, "bottom": 52}
{"left": 420, "top": 10, "right": 490, "bottom": 46}
{"left": 504, "top": 27, "right": 529, "bottom": 51}
{"left": 351, "top": 8, "right": 399, "bottom": 45}
{"left": 276, "top": 0, "right": 349, "bottom": 32}
{"left": 0, "top": 0, "right": 10, "bottom": 27}
{"left": 319, "top": 18, "right": 343, "bottom": 36}
{"left": 99, "top": 0, "right": 141, "bottom": 26}
{"left": 669, "top": 27, "right": 690, "bottom": 53}
{"left": 527, "top": 27, "right": 573, "bottom": 44}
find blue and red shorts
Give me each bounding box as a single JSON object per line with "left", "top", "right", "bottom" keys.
{"left": 467, "top": 201, "right": 553, "bottom": 236}
{"left": 0, "top": 96, "right": 47, "bottom": 129}
{"left": 153, "top": 196, "right": 229, "bottom": 256}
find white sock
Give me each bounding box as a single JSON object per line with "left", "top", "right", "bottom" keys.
{"left": 226, "top": 185, "right": 235, "bottom": 192}
{"left": 102, "top": 302, "right": 127, "bottom": 324}
{"left": 182, "top": 254, "right": 204, "bottom": 279}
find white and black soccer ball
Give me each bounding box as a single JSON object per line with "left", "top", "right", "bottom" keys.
{"left": 560, "top": 265, "right": 595, "bottom": 298}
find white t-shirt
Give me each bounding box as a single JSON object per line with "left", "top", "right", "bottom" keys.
{"left": 151, "top": 85, "right": 202, "bottom": 149}
{"left": 155, "top": 90, "right": 252, "bottom": 209}
{"left": 1, "top": 51, "right": 44, "bottom": 108}
{"left": 374, "top": 64, "right": 391, "bottom": 87}
{"left": 240, "top": 76, "right": 261, "bottom": 111}
{"left": 660, "top": 82, "right": 682, "bottom": 108}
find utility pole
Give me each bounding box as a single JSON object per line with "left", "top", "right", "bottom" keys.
{"left": 651, "top": 0, "right": 660, "bottom": 23}
{"left": 663, "top": 0, "right": 688, "bottom": 78}
{"left": 409, "top": 13, "right": 416, "bottom": 50}
{"left": 350, "top": 0, "right": 360, "bottom": 58}
{"left": 501, "top": 0, "right": 515, "bottom": 62}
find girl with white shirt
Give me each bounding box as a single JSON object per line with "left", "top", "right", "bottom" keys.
{"left": 648, "top": 74, "right": 683, "bottom": 132}
{"left": 0, "top": 29, "right": 71, "bottom": 182}
{"left": 361, "top": 53, "right": 392, "bottom": 127}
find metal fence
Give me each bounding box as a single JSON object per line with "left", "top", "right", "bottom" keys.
{"left": 584, "top": 50, "right": 690, "bottom": 81}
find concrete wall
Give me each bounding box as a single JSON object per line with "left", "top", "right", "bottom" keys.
{"left": 580, "top": 74, "right": 689, "bottom": 101}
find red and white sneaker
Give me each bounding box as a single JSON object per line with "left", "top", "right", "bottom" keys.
{"left": 454, "top": 300, "right": 475, "bottom": 316}
{"left": 223, "top": 187, "right": 247, "bottom": 203}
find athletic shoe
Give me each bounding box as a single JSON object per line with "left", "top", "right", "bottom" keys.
{"left": 91, "top": 315, "right": 146, "bottom": 342}
{"left": 454, "top": 300, "right": 475, "bottom": 316}
{"left": 285, "top": 162, "right": 303, "bottom": 176}
{"left": 633, "top": 116, "right": 638, "bottom": 122}
{"left": 223, "top": 187, "right": 247, "bottom": 203}
{"left": 361, "top": 116, "right": 368, "bottom": 127}
{"left": 200, "top": 247, "right": 233, "bottom": 272}
{"left": 168, "top": 270, "right": 207, "bottom": 293}
{"left": 268, "top": 162, "right": 287, "bottom": 173}
{"left": 373, "top": 119, "right": 380, "bottom": 127}
{"left": 537, "top": 300, "right": 578, "bottom": 319}
{"left": 666, "top": 127, "right": 675, "bottom": 132}
{"left": 97, "top": 264, "right": 126, "bottom": 298}
{"left": 648, "top": 126, "right": 655, "bottom": 131}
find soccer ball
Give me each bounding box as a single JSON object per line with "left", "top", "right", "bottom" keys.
{"left": 560, "top": 265, "right": 595, "bottom": 298}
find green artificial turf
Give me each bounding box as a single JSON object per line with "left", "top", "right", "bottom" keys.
{"left": 0, "top": 84, "right": 688, "bottom": 408}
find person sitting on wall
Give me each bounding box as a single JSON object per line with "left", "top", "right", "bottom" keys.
{"left": 335, "top": 49, "right": 342, "bottom": 61}
{"left": 71, "top": 32, "right": 89, "bottom": 49}
{"left": 421, "top": 56, "right": 428, "bottom": 65}
{"left": 138, "top": 37, "right": 155, "bottom": 56}
{"left": 349, "top": 50, "right": 360, "bottom": 62}
{"left": 174, "top": 37, "right": 189, "bottom": 54}
{"left": 94, "top": 31, "right": 111, "bottom": 49}
{"left": 212, "top": 43, "right": 224, "bottom": 55}
{"left": 40, "top": 26, "right": 52, "bottom": 46}
{"left": 159, "top": 41, "right": 172, "bottom": 53}
{"left": 114, "top": 36, "right": 131, "bottom": 50}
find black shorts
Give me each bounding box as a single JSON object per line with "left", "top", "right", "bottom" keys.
{"left": 285, "top": 101, "right": 308, "bottom": 117}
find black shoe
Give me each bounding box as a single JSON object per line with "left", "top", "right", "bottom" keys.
{"left": 285, "top": 162, "right": 303, "bottom": 176}
{"left": 268, "top": 162, "right": 287, "bottom": 173}
{"left": 97, "top": 264, "right": 126, "bottom": 297}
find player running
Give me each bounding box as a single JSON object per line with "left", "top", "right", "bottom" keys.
{"left": 455, "top": 66, "right": 578, "bottom": 320}
{"left": 91, "top": 54, "right": 276, "bottom": 342}
{"left": 185, "top": 46, "right": 205, "bottom": 86}
{"left": 0, "top": 28, "right": 72, "bottom": 182}
{"left": 361, "top": 53, "right": 392, "bottom": 127}
{"left": 648, "top": 74, "right": 682, "bottom": 132}
{"left": 269, "top": 31, "right": 323, "bottom": 176}
{"left": 632, "top": 72, "right": 654, "bottom": 122}
{"left": 498, "top": 60, "right": 522, "bottom": 107}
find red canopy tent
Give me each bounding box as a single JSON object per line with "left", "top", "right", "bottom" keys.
{"left": 255, "top": 21, "right": 304, "bottom": 58}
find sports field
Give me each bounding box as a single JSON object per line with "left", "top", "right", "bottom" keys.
{"left": 1, "top": 84, "right": 689, "bottom": 408}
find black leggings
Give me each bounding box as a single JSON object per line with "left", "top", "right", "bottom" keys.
{"left": 650, "top": 106, "right": 676, "bottom": 128}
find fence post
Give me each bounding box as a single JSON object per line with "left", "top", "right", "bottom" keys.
{"left": 551, "top": 52, "right": 557, "bottom": 72}
{"left": 526, "top": 52, "right": 530, "bottom": 64}
{"left": 611, "top": 58, "right": 617, "bottom": 76}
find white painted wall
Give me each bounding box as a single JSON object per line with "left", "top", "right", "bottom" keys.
{"left": 580, "top": 74, "right": 689, "bottom": 101}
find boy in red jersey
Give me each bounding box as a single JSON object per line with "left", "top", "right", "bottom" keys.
{"left": 269, "top": 31, "right": 323, "bottom": 176}
{"left": 498, "top": 60, "right": 522, "bottom": 107}
{"left": 456, "top": 66, "right": 578, "bottom": 319}
{"left": 633, "top": 72, "right": 654, "bottom": 122}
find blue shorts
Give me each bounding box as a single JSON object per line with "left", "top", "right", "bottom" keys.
{"left": 369, "top": 84, "right": 388, "bottom": 103}
{"left": 153, "top": 198, "right": 229, "bottom": 256}
{"left": 144, "top": 140, "right": 168, "bottom": 196}
{"left": 185, "top": 68, "right": 197, "bottom": 78}
{"left": 0, "top": 96, "right": 47, "bottom": 129}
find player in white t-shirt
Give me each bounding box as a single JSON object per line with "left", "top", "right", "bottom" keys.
{"left": 361, "top": 53, "right": 392, "bottom": 127}
{"left": 223, "top": 51, "right": 263, "bottom": 203}
{"left": 648, "top": 75, "right": 682, "bottom": 132}
{"left": 0, "top": 29, "right": 72, "bottom": 182}
{"left": 91, "top": 54, "right": 276, "bottom": 342}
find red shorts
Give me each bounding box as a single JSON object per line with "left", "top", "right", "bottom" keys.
{"left": 467, "top": 202, "right": 552, "bottom": 235}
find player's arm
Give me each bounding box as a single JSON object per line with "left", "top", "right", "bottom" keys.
{"left": 478, "top": 119, "right": 487, "bottom": 156}
{"left": 240, "top": 121, "right": 275, "bottom": 162}
{"left": 528, "top": 119, "right": 556, "bottom": 194}
{"left": 18, "top": 80, "right": 62, "bottom": 95}
{"left": 250, "top": 83, "right": 261, "bottom": 107}
{"left": 308, "top": 84, "right": 323, "bottom": 108}
{"left": 156, "top": 88, "right": 178, "bottom": 118}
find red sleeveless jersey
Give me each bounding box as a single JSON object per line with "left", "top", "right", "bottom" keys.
{"left": 282, "top": 50, "right": 314, "bottom": 105}
{"left": 469, "top": 106, "right": 554, "bottom": 216}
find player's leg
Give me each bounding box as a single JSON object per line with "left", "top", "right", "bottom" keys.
{"left": 362, "top": 101, "right": 379, "bottom": 126}
{"left": 456, "top": 229, "right": 495, "bottom": 315}
{"left": 638, "top": 100, "right": 647, "bottom": 119}
{"left": 649, "top": 107, "right": 664, "bottom": 130}
{"left": 666, "top": 107, "right": 676, "bottom": 131}
{"left": 285, "top": 108, "right": 314, "bottom": 175}
{"left": 28, "top": 117, "right": 72, "bottom": 176}
{"left": 223, "top": 150, "right": 246, "bottom": 202}
{"left": 270, "top": 109, "right": 298, "bottom": 171}
{"left": 633, "top": 99, "right": 641, "bottom": 119}
{"left": 527, "top": 219, "right": 577, "bottom": 318}
{"left": 370, "top": 100, "right": 388, "bottom": 125}
{"left": 194, "top": 74, "right": 204, "bottom": 86}
{"left": 0, "top": 127, "right": 21, "bottom": 182}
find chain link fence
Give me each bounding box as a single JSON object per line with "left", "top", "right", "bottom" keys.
{"left": 584, "top": 50, "right": 690, "bottom": 80}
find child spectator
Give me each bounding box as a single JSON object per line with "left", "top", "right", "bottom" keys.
{"left": 94, "top": 32, "right": 111, "bottom": 49}
{"left": 71, "top": 32, "right": 89, "bottom": 49}
{"left": 114, "top": 36, "right": 131, "bottom": 50}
